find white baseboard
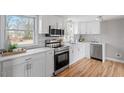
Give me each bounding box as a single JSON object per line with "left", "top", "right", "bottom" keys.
{"left": 106, "top": 57, "right": 124, "bottom": 63}
{"left": 70, "top": 57, "right": 124, "bottom": 65}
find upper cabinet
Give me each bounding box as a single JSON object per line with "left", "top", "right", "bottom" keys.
{"left": 39, "top": 15, "right": 49, "bottom": 34}
{"left": 78, "top": 22, "right": 87, "bottom": 34}
{"left": 39, "top": 15, "right": 64, "bottom": 34}
{"left": 87, "top": 21, "right": 100, "bottom": 34}
{"left": 74, "top": 21, "right": 100, "bottom": 34}
{"left": 73, "top": 22, "right": 79, "bottom": 34}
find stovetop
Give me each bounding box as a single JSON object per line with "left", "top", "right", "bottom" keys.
{"left": 45, "top": 39, "right": 69, "bottom": 52}
{"left": 46, "top": 45, "right": 69, "bottom": 52}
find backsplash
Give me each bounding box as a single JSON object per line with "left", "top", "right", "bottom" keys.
{"left": 74, "top": 34, "right": 102, "bottom": 43}
{"left": 38, "top": 34, "right": 63, "bottom": 47}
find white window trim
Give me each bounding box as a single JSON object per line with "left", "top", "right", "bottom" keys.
{"left": 2, "top": 15, "right": 39, "bottom": 49}
{"left": 0, "top": 16, "right": 5, "bottom": 49}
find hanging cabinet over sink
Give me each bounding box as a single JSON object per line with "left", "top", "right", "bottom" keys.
{"left": 74, "top": 21, "right": 100, "bottom": 34}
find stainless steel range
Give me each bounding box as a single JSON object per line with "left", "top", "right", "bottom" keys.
{"left": 45, "top": 39, "right": 69, "bottom": 75}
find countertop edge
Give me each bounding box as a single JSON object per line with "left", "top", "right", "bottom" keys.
{"left": 0, "top": 48, "right": 54, "bottom": 62}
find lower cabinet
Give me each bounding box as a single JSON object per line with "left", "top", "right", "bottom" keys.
{"left": 0, "top": 63, "right": 1, "bottom": 77}
{"left": 69, "top": 47, "right": 75, "bottom": 65}
{"left": 78, "top": 44, "right": 85, "bottom": 59}
{"left": 31, "top": 53, "right": 45, "bottom": 77}
{"left": 85, "top": 43, "right": 90, "bottom": 58}
{"left": 69, "top": 43, "right": 90, "bottom": 65}
{"left": 69, "top": 44, "right": 84, "bottom": 64}
{"left": 45, "top": 50, "right": 54, "bottom": 77}
{"left": 1, "top": 50, "right": 54, "bottom": 77}
{"left": 2, "top": 58, "right": 27, "bottom": 77}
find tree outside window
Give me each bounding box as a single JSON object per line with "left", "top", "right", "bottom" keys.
{"left": 6, "top": 15, "right": 36, "bottom": 45}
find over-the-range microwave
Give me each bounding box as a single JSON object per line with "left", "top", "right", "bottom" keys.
{"left": 46, "top": 26, "right": 64, "bottom": 37}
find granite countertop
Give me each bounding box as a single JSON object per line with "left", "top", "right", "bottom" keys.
{"left": 0, "top": 47, "right": 54, "bottom": 62}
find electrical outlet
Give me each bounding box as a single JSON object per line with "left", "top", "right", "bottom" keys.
{"left": 116, "top": 53, "right": 121, "bottom": 58}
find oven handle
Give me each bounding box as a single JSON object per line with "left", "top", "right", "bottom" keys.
{"left": 55, "top": 50, "right": 69, "bottom": 55}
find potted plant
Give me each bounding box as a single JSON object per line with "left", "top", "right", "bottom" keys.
{"left": 8, "top": 43, "right": 18, "bottom": 52}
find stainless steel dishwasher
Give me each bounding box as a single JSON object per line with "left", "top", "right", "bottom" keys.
{"left": 90, "top": 44, "right": 102, "bottom": 61}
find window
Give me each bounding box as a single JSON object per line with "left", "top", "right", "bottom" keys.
{"left": 5, "top": 15, "right": 37, "bottom": 46}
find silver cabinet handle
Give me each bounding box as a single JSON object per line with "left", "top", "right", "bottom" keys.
{"left": 30, "top": 64, "right": 32, "bottom": 76}
{"left": 26, "top": 63, "right": 32, "bottom": 77}
{"left": 25, "top": 58, "right": 32, "bottom": 62}
{"left": 25, "top": 58, "right": 32, "bottom": 61}
{"left": 26, "top": 64, "right": 31, "bottom": 70}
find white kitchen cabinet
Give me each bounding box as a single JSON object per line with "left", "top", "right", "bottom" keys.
{"left": 73, "top": 22, "right": 79, "bottom": 34}
{"left": 87, "top": 21, "right": 100, "bottom": 34}
{"left": 0, "top": 63, "right": 1, "bottom": 77}
{"left": 78, "top": 44, "right": 85, "bottom": 59}
{"left": 75, "top": 21, "right": 100, "bottom": 34}
{"left": 2, "top": 58, "right": 27, "bottom": 77}
{"left": 78, "top": 22, "right": 87, "bottom": 34}
{"left": 39, "top": 15, "right": 64, "bottom": 34}
{"left": 84, "top": 43, "right": 90, "bottom": 58}
{"left": 2, "top": 52, "right": 46, "bottom": 77}
{"left": 32, "top": 53, "right": 45, "bottom": 77}
{"left": 69, "top": 45, "right": 78, "bottom": 64}
{"left": 73, "top": 45, "right": 79, "bottom": 62}
{"left": 69, "top": 47, "right": 75, "bottom": 65}
{"left": 69, "top": 44, "right": 85, "bottom": 64}
{"left": 45, "top": 50, "right": 54, "bottom": 77}
{"left": 39, "top": 15, "right": 49, "bottom": 34}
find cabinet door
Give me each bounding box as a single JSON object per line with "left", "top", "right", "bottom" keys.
{"left": 0, "top": 63, "right": 1, "bottom": 77}
{"left": 85, "top": 43, "right": 90, "bottom": 58}
{"left": 78, "top": 44, "right": 85, "bottom": 59}
{"left": 87, "top": 22, "right": 92, "bottom": 34}
{"left": 39, "top": 15, "right": 49, "bottom": 34}
{"left": 39, "top": 15, "right": 64, "bottom": 34}
{"left": 87, "top": 21, "right": 100, "bottom": 34}
{"left": 77, "top": 45, "right": 81, "bottom": 59}
{"left": 45, "top": 50, "right": 54, "bottom": 77}
{"left": 69, "top": 47, "right": 74, "bottom": 64}
{"left": 73, "top": 22, "right": 79, "bottom": 34}
{"left": 73, "top": 45, "right": 79, "bottom": 62}
{"left": 2, "top": 58, "right": 27, "bottom": 77}
{"left": 41, "top": 15, "right": 49, "bottom": 34}
{"left": 79, "top": 22, "right": 87, "bottom": 34}
{"left": 91, "top": 21, "right": 100, "bottom": 34}
{"left": 31, "top": 53, "right": 45, "bottom": 77}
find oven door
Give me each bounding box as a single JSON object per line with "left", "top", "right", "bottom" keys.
{"left": 54, "top": 51, "right": 69, "bottom": 71}
{"left": 56, "top": 29, "right": 61, "bottom": 36}
{"left": 61, "top": 30, "right": 64, "bottom": 36}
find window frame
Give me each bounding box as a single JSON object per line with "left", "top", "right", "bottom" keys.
{"left": 4, "top": 15, "right": 38, "bottom": 48}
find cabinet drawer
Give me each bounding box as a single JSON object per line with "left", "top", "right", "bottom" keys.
{"left": 3, "top": 52, "right": 46, "bottom": 67}
{"left": 3, "top": 55, "right": 34, "bottom": 67}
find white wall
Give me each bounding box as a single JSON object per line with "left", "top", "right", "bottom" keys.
{"left": 101, "top": 19, "right": 124, "bottom": 60}
{"left": 77, "top": 18, "right": 124, "bottom": 61}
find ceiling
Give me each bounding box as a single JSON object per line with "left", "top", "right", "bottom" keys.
{"left": 62, "top": 15, "right": 124, "bottom": 22}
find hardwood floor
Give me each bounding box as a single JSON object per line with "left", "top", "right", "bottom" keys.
{"left": 57, "top": 58, "right": 124, "bottom": 77}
